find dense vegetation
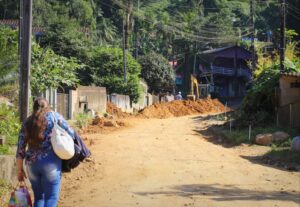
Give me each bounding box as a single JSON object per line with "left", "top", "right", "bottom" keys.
{"left": 237, "top": 41, "right": 300, "bottom": 127}
{"left": 138, "top": 52, "right": 175, "bottom": 93}
{"left": 89, "top": 47, "right": 141, "bottom": 102}
{"left": 0, "top": 0, "right": 300, "bottom": 153}
{"left": 1, "top": 0, "right": 299, "bottom": 95}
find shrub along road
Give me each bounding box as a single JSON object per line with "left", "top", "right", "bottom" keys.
{"left": 59, "top": 115, "right": 300, "bottom": 207}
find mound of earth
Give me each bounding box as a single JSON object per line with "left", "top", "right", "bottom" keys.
{"left": 107, "top": 102, "right": 131, "bottom": 118}
{"left": 138, "top": 98, "right": 226, "bottom": 119}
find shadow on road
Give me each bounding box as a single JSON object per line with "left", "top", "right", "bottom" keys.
{"left": 135, "top": 183, "right": 300, "bottom": 203}
{"left": 190, "top": 115, "right": 300, "bottom": 172}
{"left": 191, "top": 114, "right": 237, "bottom": 148}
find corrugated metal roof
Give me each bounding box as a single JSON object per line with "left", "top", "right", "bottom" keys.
{"left": 281, "top": 72, "right": 300, "bottom": 77}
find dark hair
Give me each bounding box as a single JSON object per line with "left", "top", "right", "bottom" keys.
{"left": 25, "top": 98, "right": 50, "bottom": 148}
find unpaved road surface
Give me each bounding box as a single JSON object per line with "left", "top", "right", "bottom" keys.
{"left": 59, "top": 116, "right": 300, "bottom": 207}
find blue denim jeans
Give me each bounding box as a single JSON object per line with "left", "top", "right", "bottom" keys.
{"left": 26, "top": 150, "right": 62, "bottom": 207}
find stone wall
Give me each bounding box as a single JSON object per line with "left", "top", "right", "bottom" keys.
{"left": 0, "top": 156, "right": 17, "bottom": 184}
{"left": 69, "top": 86, "right": 107, "bottom": 119}
{"left": 109, "top": 94, "right": 131, "bottom": 113}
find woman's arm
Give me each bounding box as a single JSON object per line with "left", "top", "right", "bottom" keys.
{"left": 16, "top": 158, "right": 26, "bottom": 181}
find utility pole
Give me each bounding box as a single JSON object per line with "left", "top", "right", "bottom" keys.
{"left": 280, "top": 0, "right": 286, "bottom": 72}
{"left": 122, "top": 18, "right": 127, "bottom": 82}
{"left": 250, "top": 0, "right": 256, "bottom": 71}
{"left": 135, "top": 0, "right": 140, "bottom": 58}
{"left": 19, "top": 0, "right": 32, "bottom": 122}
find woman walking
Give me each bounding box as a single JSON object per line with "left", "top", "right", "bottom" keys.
{"left": 16, "top": 98, "right": 75, "bottom": 207}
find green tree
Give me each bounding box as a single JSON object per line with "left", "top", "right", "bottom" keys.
{"left": 138, "top": 51, "right": 175, "bottom": 93}
{"left": 0, "top": 26, "right": 18, "bottom": 85}
{"left": 39, "top": 19, "right": 91, "bottom": 60}
{"left": 31, "top": 42, "right": 80, "bottom": 95}
{"left": 89, "top": 47, "right": 141, "bottom": 102}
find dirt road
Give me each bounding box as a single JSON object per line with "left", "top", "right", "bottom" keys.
{"left": 59, "top": 116, "right": 300, "bottom": 207}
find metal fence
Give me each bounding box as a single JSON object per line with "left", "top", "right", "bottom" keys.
{"left": 277, "top": 101, "right": 300, "bottom": 128}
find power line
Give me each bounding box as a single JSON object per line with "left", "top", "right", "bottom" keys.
{"left": 99, "top": 0, "right": 254, "bottom": 46}
{"left": 287, "top": 11, "right": 300, "bottom": 21}
{"left": 287, "top": 4, "right": 300, "bottom": 14}
{"left": 126, "top": 1, "right": 251, "bottom": 41}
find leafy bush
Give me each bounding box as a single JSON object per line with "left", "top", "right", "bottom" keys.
{"left": 0, "top": 145, "right": 11, "bottom": 155}
{"left": 238, "top": 57, "right": 300, "bottom": 126}
{"left": 138, "top": 51, "right": 175, "bottom": 93}
{"left": 74, "top": 113, "right": 91, "bottom": 129}
{"left": 31, "top": 42, "right": 80, "bottom": 96}
{"left": 0, "top": 104, "right": 20, "bottom": 146}
{"left": 89, "top": 47, "right": 141, "bottom": 102}
{"left": 0, "top": 84, "right": 19, "bottom": 105}
{"left": 0, "top": 26, "right": 18, "bottom": 79}
{"left": 0, "top": 178, "right": 13, "bottom": 204}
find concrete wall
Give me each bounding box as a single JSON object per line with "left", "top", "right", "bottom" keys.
{"left": 279, "top": 76, "right": 300, "bottom": 106}
{"left": 109, "top": 94, "right": 131, "bottom": 113}
{"left": 160, "top": 95, "right": 175, "bottom": 102}
{"left": 152, "top": 95, "right": 160, "bottom": 104}
{"left": 0, "top": 156, "right": 17, "bottom": 183}
{"left": 70, "top": 86, "right": 107, "bottom": 119}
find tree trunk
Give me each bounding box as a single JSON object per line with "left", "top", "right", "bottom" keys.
{"left": 183, "top": 48, "right": 191, "bottom": 96}
{"left": 124, "top": 0, "right": 133, "bottom": 50}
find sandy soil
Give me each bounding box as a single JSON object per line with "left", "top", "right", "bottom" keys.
{"left": 59, "top": 115, "right": 300, "bottom": 207}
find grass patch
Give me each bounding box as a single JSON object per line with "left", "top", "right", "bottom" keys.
{"left": 74, "top": 113, "right": 92, "bottom": 129}
{"left": 0, "top": 179, "right": 13, "bottom": 205}
{"left": 0, "top": 145, "right": 13, "bottom": 155}
{"left": 267, "top": 147, "right": 300, "bottom": 165}
{"left": 0, "top": 104, "right": 21, "bottom": 155}
{"left": 214, "top": 122, "right": 300, "bottom": 165}
{"left": 217, "top": 124, "right": 299, "bottom": 145}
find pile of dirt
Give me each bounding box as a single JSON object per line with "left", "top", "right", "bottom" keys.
{"left": 81, "top": 116, "right": 127, "bottom": 134}
{"left": 107, "top": 102, "right": 131, "bottom": 118}
{"left": 138, "top": 98, "right": 226, "bottom": 119}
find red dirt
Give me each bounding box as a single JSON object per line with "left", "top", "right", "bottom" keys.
{"left": 79, "top": 115, "right": 127, "bottom": 135}
{"left": 138, "top": 98, "right": 226, "bottom": 119}
{"left": 107, "top": 102, "right": 131, "bottom": 118}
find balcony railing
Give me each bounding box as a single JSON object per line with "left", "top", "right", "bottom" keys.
{"left": 200, "top": 66, "right": 251, "bottom": 79}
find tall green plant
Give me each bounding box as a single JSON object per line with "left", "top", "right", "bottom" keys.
{"left": 138, "top": 51, "right": 175, "bottom": 93}
{"left": 89, "top": 47, "right": 141, "bottom": 102}
{"left": 31, "top": 43, "right": 80, "bottom": 95}
{"left": 0, "top": 26, "right": 18, "bottom": 83}
{"left": 0, "top": 104, "right": 20, "bottom": 146}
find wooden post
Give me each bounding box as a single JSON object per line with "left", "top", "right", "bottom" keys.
{"left": 290, "top": 104, "right": 292, "bottom": 127}
{"left": 19, "top": 0, "right": 32, "bottom": 122}
{"left": 276, "top": 109, "right": 279, "bottom": 127}
{"left": 250, "top": 0, "right": 256, "bottom": 71}
{"left": 280, "top": 0, "right": 286, "bottom": 72}
{"left": 249, "top": 124, "right": 252, "bottom": 143}
{"left": 0, "top": 135, "right": 5, "bottom": 145}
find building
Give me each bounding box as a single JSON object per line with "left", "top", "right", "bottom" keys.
{"left": 277, "top": 72, "right": 300, "bottom": 127}
{"left": 199, "top": 46, "right": 252, "bottom": 99}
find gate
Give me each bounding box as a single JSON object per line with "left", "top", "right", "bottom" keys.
{"left": 57, "top": 93, "right": 70, "bottom": 119}
{"left": 277, "top": 101, "right": 300, "bottom": 128}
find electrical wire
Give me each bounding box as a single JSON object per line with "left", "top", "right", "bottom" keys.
{"left": 287, "top": 4, "right": 300, "bottom": 15}
{"left": 287, "top": 11, "right": 300, "bottom": 21}
{"left": 109, "top": 0, "right": 253, "bottom": 43}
